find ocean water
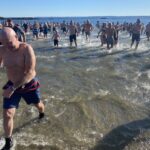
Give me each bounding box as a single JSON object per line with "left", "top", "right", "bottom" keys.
{"left": 1, "top": 16, "right": 150, "bottom": 24}
{"left": 37, "top": 16, "right": 150, "bottom": 24}
{"left": 0, "top": 17, "right": 150, "bottom": 150}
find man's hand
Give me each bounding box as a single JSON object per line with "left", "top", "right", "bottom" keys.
{"left": 2, "top": 87, "right": 14, "bottom": 98}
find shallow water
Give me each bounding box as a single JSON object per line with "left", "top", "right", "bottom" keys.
{"left": 0, "top": 30, "right": 150, "bottom": 150}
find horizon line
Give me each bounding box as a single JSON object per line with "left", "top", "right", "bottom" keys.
{"left": 1, "top": 15, "right": 150, "bottom": 18}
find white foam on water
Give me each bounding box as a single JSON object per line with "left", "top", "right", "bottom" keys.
{"left": 141, "top": 83, "right": 150, "bottom": 90}
{"left": 36, "top": 55, "right": 50, "bottom": 59}
{"left": 94, "top": 89, "right": 110, "bottom": 97}
{"left": 37, "top": 55, "right": 57, "bottom": 62}
{"left": 54, "top": 108, "right": 66, "bottom": 118}
{"left": 86, "top": 67, "right": 98, "bottom": 72}
{"left": 147, "top": 71, "right": 150, "bottom": 79}
{"left": 50, "top": 55, "right": 56, "bottom": 58}
{"left": 0, "top": 138, "right": 5, "bottom": 150}
{"left": 15, "top": 133, "right": 49, "bottom": 147}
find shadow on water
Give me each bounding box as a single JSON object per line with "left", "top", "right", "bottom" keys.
{"left": 0, "top": 117, "right": 45, "bottom": 137}
{"left": 68, "top": 48, "right": 130, "bottom": 61}
{"left": 91, "top": 118, "right": 150, "bottom": 150}
{"left": 66, "top": 48, "right": 150, "bottom": 62}
{"left": 121, "top": 49, "right": 150, "bottom": 60}
{"left": 63, "top": 47, "right": 83, "bottom": 54}
{"left": 36, "top": 47, "right": 57, "bottom": 52}
{"left": 141, "top": 64, "right": 150, "bottom": 72}
{"left": 63, "top": 46, "right": 105, "bottom": 54}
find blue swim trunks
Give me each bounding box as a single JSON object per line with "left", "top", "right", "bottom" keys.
{"left": 3, "top": 78, "right": 41, "bottom": 109}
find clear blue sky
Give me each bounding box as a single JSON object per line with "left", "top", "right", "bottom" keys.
{"left": 1, "top": 0, "right": 150, "bottom": 17}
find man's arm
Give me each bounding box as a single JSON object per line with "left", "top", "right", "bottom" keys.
{"left": 0, "top": 57, "right": 3, "bottom": 67}
{"left": 17, "top": 26, "right": 26, "bottom": 42}
{"left": 91, "top": 24, "right": 94, "bottom": 31}
{"left": 13, "top": 45, "right": 36, "bottom": 89}
{"left": 52, "top": 34, "right": 54, "bottom": 40}
{"left": 0, "top": 46, "right": 4, "bottom": 67}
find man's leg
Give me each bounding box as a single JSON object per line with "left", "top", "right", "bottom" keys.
{"left": 131, "top": 41, "right": 134, "bottom": 48}
{"left": 107, "top": 40, "right": 110, "bottom": 49}
{"left": 70, "top": 36, "right": 73, "bottom": 47}
{"left": 74, "top": 40, "right": 77, "bottom": 47}
{"left": 86, "top": 33, "right": 88, "bottom": 40}
{"left": 111, "top": 39, "right": 114, "bottom": 48}
{"left": 131, "top": 35, "right": 135, "bottom": 48}
{"left": 74, "top": 36, "right": 77, "bottom": 47}
{"left": 135, "top": 35, "right": 140, "bottom": 50}
{"left": 70, "top": 42, "right": 72, "bottom": 47}
{"left": 34, "top": 101, "right": 45, "bottom": 119}
{"left": 2, "top": 108, "right": 16, "bottom": 149}
{"left": 135, "top": 41, "right": 139, "bottom": 50}
{"left": 3, "top": 108, "right": 16, "bottom": 138}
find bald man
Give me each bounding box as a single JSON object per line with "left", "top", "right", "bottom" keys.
{"left": 0, "top": 27, "right": 45, "bottom": 150}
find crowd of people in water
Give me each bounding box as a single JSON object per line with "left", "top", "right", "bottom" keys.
{"left": 1, "top": 18, "right": 150, "bottom": 50}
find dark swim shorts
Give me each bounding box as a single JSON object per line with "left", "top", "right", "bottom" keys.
{"left": 54, "top": 39, "right": 58, "bottom": 46}
{"left": 3, "top": 78, "right": 41, "bottom": 109}
{"left": 69, "top": 34, "right": 76, "bottom": 42}
{"left": 132, "top": 33, "right": 140, "bottom": 43}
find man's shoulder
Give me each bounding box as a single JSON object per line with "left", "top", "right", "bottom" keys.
{"left": 20, "top": 43, "right": 33, "bottom": 52}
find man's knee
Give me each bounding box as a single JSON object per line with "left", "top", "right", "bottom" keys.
{"left": 35, "top": 101, "right": 43, "bottom": 107}
{"left": 3, "top": 109, "right": 15, "bottom": 119}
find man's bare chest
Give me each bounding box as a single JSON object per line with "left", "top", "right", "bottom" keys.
{"left": 3, "top": 51, "right": 25, "bottom": 68}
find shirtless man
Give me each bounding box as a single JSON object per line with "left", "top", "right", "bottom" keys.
{"left": 131, "top": 19, "right": 142, "bottom": 50}
{"left": 52, "top": 30, "right": 60, "bottom": 47}
{"left": 97, "top": 23, "right": 107, "bottom": 47}
{"left": 106, "top": 23, "right": 115, "bottom": 49}
{"left": 68, "top": 21, "right": 78, "bottom": 47}
{"left": 32, "top": 21, "right": 40, "bottom": 39}
{"left": 0, "top": 27, "right": 45, "bottom": 150}
{"left": 84, "top": 20, "right": 93, "bottom": 41}
{"left": 114, "top": 22, "right": 120, "bottom": 45}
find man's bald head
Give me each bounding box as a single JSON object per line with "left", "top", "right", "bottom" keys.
{"left": 0, "top": 27, "right": 19, "bottom": 50}
{"left": 0, "top": 27, "right": 16, "bottom": 41}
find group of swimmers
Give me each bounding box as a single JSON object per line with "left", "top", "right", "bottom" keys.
{"left": 1, "top": 18, "right": 150, "bottom": 50}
